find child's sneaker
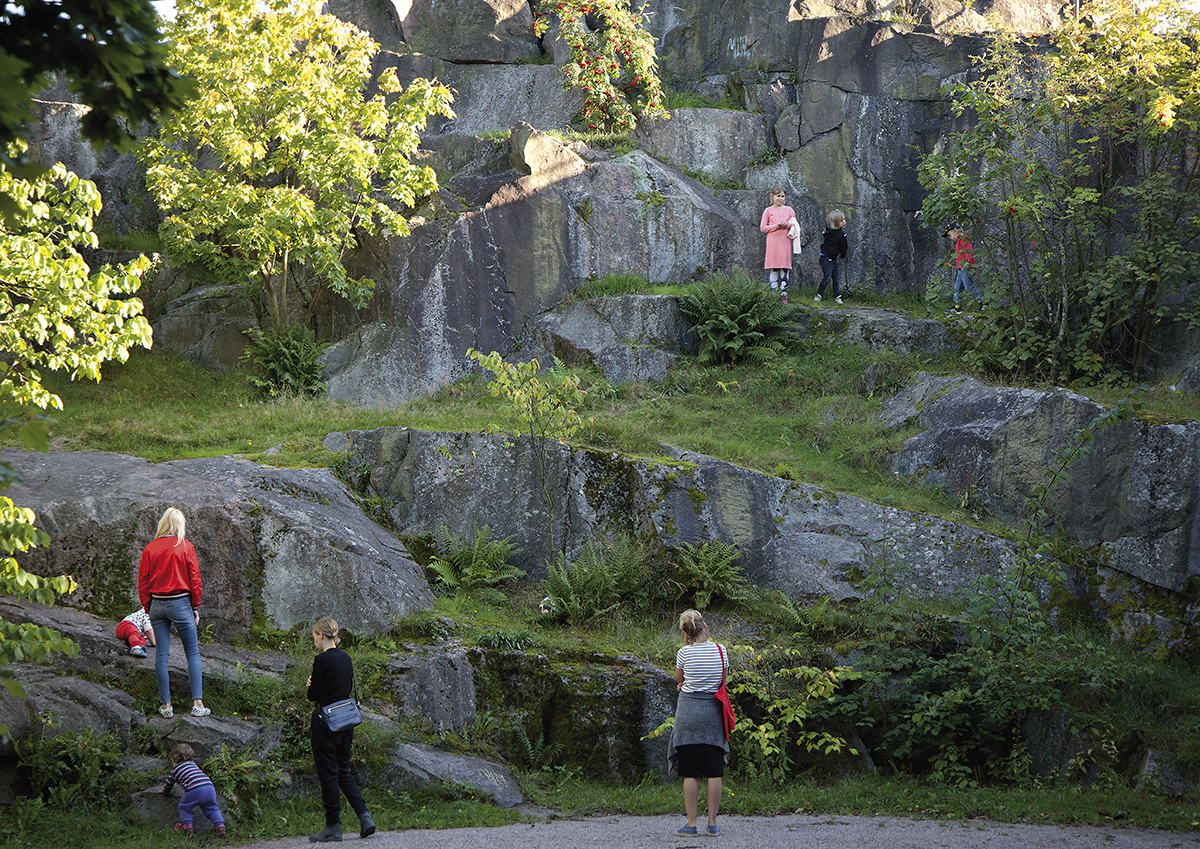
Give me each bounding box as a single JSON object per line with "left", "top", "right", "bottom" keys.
{"left": 175, "top": 822, "right": 194, "bottom": 836}
{"left": 780, "top": 291, "right": 787, "bottom": 305}
{"left": 130, "top": 645, "right": 147, "bottom": 657}
{"left": 954, "top": 303, "right": 962, "bottom": 314}
{"left": 214, "top": 824, "right": 226, "bottom": 837}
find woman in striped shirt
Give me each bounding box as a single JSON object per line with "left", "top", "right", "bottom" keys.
{"left": 668, "top": 608, "right": 729, "bottom": 837}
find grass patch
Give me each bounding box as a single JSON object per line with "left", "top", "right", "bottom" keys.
{"left": 662, "top": 88, "right": 743, "bottom": 111}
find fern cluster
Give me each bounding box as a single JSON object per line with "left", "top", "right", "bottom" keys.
{"left": 543, "top": 533, "right": 747, "bottom": 624}
{"left": 679, "top": 268, "right": 795, "bottom": 365}
{"left": 241, "top": 325, "right": 327, "bottom": 396}
{"left": 427, "top": 522, "right": 524, "bottom": 602}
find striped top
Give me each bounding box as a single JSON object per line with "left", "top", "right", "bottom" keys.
{"left": 675, "top": 640, "right": 728, "bottom": 694}
{"left": 163, "top": 760, "right": 213, "bottom": 793}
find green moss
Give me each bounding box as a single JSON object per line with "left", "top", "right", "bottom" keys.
{"left": 686, "top": 487, "right": 707, "bottom": 507}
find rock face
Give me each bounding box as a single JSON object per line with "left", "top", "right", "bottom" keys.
{"left": 337, "top": 426, "right": 1028, "bottom": 595}
{"left": 0, "top": 450, "right": 433, "bottom": 638}
{"left": 884, "top": 373, "right": 1200, "bottom": 593}
{"left": 321, "top": 145, "right": 743, "bottom": 406}
{"left": 517, "top": 294, "right": 698, "bottom": 384}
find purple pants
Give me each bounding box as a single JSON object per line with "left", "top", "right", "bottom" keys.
{"left": 179, "top": 784, "right": 225, "bottom": 827}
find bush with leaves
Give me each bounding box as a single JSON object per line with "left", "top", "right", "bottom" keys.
{"left": 428, "top": 522, "right": 524, "bottom": 602}
{"left": 203, "top": 744, "right": 284, "bottom": 825}
{"left": 918, "top": 0, "right": 1200, "bottom": 382}
{"left": 531, "top": 0, "right": 666, "bottom": 132}
{"left": 726, "top": 647, "right": 852, "bottom": 781}
{"left": 16, "top": 713, "right": 121, "bottom": 807}
{"left": 822, "top": 393, "right": 1145, "bottom": 787}
{"left": 679, "top": 268, "right": 795, "bottom": 365}
{"left": 241, "top": 325, "right": 328, "bottom": 396}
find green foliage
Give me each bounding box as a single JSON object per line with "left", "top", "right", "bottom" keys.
{"left": 513, "top": 724, "right": 563, "bottom": 772}
{"left": 0, "top": 143, "right": 154, "bottom": 421}
{"left": 427, "top": 522, "right": 524, "bottom": 602}
{"left": 666, "top": 541, "right": 748, "bottom": 609}
{"left": 0, "top": 0, "right": 192, "bottom": 220}
{"left": 825, "top": 393, "right": 1147, "bottom": 788}
{"left": 15, "top": 713, "right": 122, "bottom": 807}
{"left": 241, "top": 325, "right": 328, "bottom": 397}
{"left": 543, "top": 534, "right": 649, "bottom": 624}
{"left": 747, "top": 147, "right": 786, "bottom": 169}
{"left": 727, "top": 648, "right": 853, "bottom": 781}
{"left": 679, "top": 268, "right": 796, "bottom": 365}
{"left": 467, "top": 349, "right": 588, "bottom": 557}
{"left": 203, "top": 743, "right": 284, "bottom": 825}
{"left": 918, "top": 0, "right": 1200, "bottom": 382}
{"left": 139, "top": 0, "right": 454, "bottom": 336}
{"left": 532, "top": 0, "right": 666, "bottom": 132}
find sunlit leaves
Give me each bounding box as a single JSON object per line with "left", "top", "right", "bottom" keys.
{"left": 139, "top": 0, "right": 454, "bottom": 335}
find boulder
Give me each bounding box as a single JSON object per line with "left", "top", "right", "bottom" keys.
{"left": 339, "top": 427, "right": 1029, "bottom": 597}
{"left": 390, "top": 0, "right": 540, "bottom": 63}
{"left": 378, "top": 741, "right": 524, "bottom": 806}
{"left": 130, "top": 786, "right": 231, "bottom": 833}
{"left": 383, "top": 644, "right": 478, "bottom": 732}
{"left": 884, "top": 373, "right": 1200, "bottom": 593}
{"left": 469, "top": 649, "right": 677, "bottom": 783}
{"left": 381, "top": 54, "right": 582, "bottom": 134}
{"left": 1, "top": 450, "right": 433, "bottom": 638}
{"left": 796, "top": 304, "right": 958, "bottom": 355}
{"left": 0, "top": 666, "right": 146, "bottom": 755}
{"left": 321, "top": 150, "right": 743, "bottom": 406}
{"left": 633, "top": 108, "right": 772, "bottom": 185}
{"left": 151, "top": 284, "right": 258, "bottom": 371}
{"left": 517, "top": 294, "right": 697, "bottom": 384}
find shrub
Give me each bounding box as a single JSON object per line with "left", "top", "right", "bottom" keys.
{"left": 427, "top": 522, "right": 524, "bottom": 601}
{"left": 679, "top": 268, "right": 795, "bottom": 365}
{"left": 15, "top": 713, "right": 122, "bottom": 808}
{"left": 241, "top": 325, "right": 327, "bottom": 396}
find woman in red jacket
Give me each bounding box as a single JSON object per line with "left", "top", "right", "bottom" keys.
{"left": 138, "top": 507, "right": 210, "bottom": 719}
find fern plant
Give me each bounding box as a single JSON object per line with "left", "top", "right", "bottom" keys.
{"left": 240, "top": 324, "right": 327, "bottom": 396}
{"left": 427, "top": 522, "right": 524, "bottom": 601}
{"left": 669, "top": 540, "right": 748, "bottom": 609}
{"left": 542, "top": 532, "right": 651, "bottom": 623}
{"left": 679, "top": 268, "right": 795, "bottom": 365}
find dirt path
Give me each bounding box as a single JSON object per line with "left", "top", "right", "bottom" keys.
{"left": 226, "top": 813, "right": 1199, "bottom": 849}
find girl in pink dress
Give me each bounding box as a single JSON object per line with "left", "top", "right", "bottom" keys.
{"left": 759, "top": 186, "right": 797, "bottom": 303}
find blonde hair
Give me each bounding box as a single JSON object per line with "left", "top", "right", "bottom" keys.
{"left": 826, "top": 209, "right": 846, "bottom": 229}
{"left": 155, "top": 507, "right": 186, "bottom": 543}
{"left": 313, "top": 616, "right": 341, "bottom": 645}
{"left": 679, "top": 608, "right": 709, "bottom": 644}
{"left": 170, "top": 743, "right": 195, "bottom": 765}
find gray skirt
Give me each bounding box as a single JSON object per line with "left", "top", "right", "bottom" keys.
{"left": 667, "top": 691, "right": 729, "bottom": 776}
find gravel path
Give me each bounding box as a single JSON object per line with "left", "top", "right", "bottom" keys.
{"left": 226, "top": 814, "right": 1199, "bottom": 849}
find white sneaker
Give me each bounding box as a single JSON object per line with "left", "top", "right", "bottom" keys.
{"left": 190, "top": 705, "right": 212, "bottom": 717}
{"left": 835, "top": 296, "right": 843, "bottom": 304}
{"left": 813, "top": 294, "right": 822, "bottom": 302}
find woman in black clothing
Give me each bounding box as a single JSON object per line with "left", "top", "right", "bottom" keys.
{"left": 307, "top": 617, "right": 375, "bottom": 843}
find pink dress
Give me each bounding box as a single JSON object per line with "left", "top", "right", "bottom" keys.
{"left": 760, "top": 205, "right": 796, "bottom": 269}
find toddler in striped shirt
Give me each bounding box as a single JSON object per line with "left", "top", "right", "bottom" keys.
{"left": 162, "top": 743, "right": 226, "bottom": 836}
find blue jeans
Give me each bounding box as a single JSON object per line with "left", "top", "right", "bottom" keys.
{"left": 817, "top": 255, "right": 839, "bottom": 298}
{"left": 955, "top": 268, "right": 983, "bottom": 304}
{"left": 150, "top": 596, "right": 203, "bottom": 704}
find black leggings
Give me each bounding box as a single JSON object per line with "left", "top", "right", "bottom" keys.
{"left": 311, "top": 715, "right": 367, "bottom": 827}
